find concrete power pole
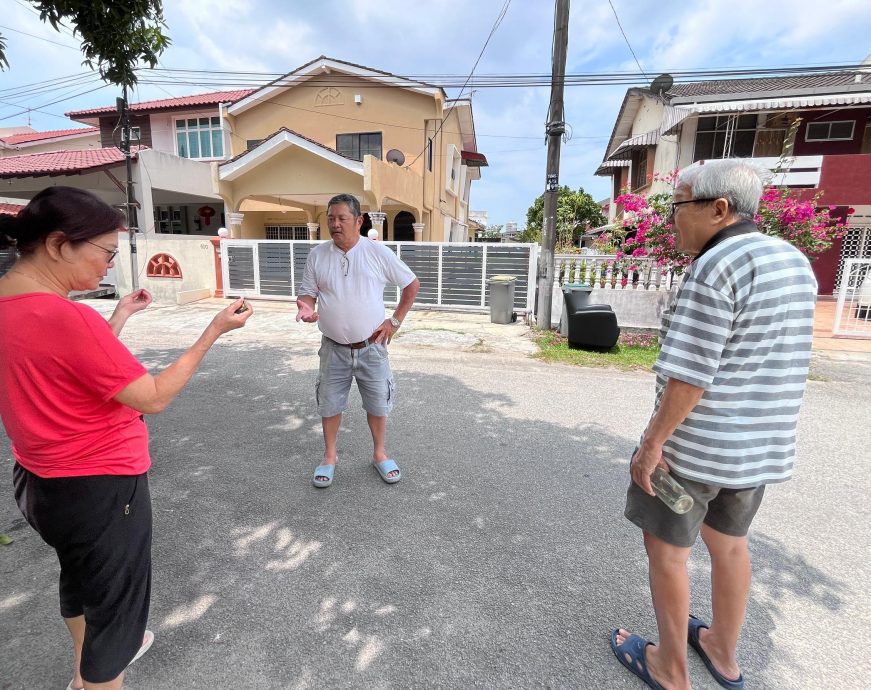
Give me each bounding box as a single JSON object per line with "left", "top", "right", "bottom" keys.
{"left": 119, "top": 85, "right": 140, "bottom": 290}
{"left": 536, "top": 0, "right": 570, "bottom": 329}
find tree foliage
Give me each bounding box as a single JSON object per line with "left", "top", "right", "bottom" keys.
{"left": 525, "top": 186, "right": 607, "bottom": 249}
{"left": 0, "top": 1, "right": 170, "bottom": 87}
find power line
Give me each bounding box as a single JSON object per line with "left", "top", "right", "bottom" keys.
{"left": 0, "top": 22, "right": 81, "bottom": 51}
{"left": 406, "top": 0, "right": 510, "bottom": 168}
{"left": 606, "top": 0, "right": 646, "bottom": 79}
{"left": 0, "top": 83, "right": 110, "bottom": 122}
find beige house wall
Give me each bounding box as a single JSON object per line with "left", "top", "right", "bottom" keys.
{"left": 228, "top": 78, "right": 440, "bottom": 178}
{"left": 221, "top": 145, "right": 364, "bottom": 208}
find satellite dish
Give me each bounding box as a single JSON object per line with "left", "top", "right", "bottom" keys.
{"left": 386, "top": 149, "right": 405, "bottom": 165}
{"left": 649, "top": 73, "right": 674, "bottom": 97}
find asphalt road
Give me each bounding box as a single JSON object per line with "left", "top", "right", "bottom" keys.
{"left": 1, "top": 302, "right": 869, "bottom": 689}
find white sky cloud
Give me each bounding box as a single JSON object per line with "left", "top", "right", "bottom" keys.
{"left": 0, "top": 0, "right": 867, "bottom": 225}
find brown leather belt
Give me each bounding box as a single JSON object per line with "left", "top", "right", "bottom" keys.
{"left": 329, "top": 334, "right": 378, "bottom": 349}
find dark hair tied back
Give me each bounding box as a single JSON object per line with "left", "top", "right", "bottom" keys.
{"left": 4, "top": 187, "right": 125, "bottom": 255}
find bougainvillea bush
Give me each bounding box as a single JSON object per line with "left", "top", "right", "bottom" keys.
{"left": 602, "top": 173, "right": 850, "bottom": 281}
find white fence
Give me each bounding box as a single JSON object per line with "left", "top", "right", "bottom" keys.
{"left": 833, "top": 258, "right": 871, "bottom": 338}
{"left": 554, "top": 253, "right": 676, "bottom": 291}
{"left": 221, "top": 240, "right": 538, "bottom": 314}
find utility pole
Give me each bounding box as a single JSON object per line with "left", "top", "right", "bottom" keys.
{"left": 536, "top": 0, "right": 570, "bottom": 329}
{"left": 118, "top": 86, "right": 139, "bottom": 290}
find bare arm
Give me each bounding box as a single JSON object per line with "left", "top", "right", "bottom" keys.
{"left": 631, "top": 377, "right": 705, "bottom": 495}
{"left": 114, "top": 299, "right": 253, "bottom": 414}
{"left": 393, "top": 278, "right": 420, "bottom": 324}
{"left": 373, "top": 278, "right": 420, "bottom": 344}
{"left": 108, "top": 289, "right": 153, "bottom": 336}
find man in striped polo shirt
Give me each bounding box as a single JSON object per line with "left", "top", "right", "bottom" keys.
{"left": 611, "top": 159, "right": 817, "bottom": 690}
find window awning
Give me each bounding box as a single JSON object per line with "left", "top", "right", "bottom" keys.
{"left": 461, "top": 150, "right": 488, "bottom": 167}
{"left": 594, "top": 159, "right": 630, "bottom": 176}
{"left": 605, "top": 130, "right": 659, "bottom": 161}
{"left": 593, "top": 160, "right": 630, "bottom": 176}
{"left": 663, "top": 91, "right": 871, "bottom": 134}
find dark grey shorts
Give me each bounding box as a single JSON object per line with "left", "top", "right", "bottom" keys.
{"left": 624, "top": 470, "right": 766, "bottom": 548}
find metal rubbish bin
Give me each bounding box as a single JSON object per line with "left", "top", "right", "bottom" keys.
{"left": 487, "top": 274, "right": 517, "bottom": 324}
{"left": 560, "top": 284, "right": 593, "bottom": 336}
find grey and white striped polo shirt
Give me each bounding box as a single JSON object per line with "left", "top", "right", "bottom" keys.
{"left": 653, "top": 229, "right": 817, "bottom": 489}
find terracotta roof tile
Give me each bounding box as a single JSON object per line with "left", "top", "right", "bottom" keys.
{"left": 668, "top": 72, "right": 871, "bottom": 99}
{"left": 66, "top": 90, "right": 254, "bottom": 118}
{"left": 0, "top": 127, "right": 98, "bottom": 145}
{"left": 0, "top": 147, "right": 141, "bottom": 179}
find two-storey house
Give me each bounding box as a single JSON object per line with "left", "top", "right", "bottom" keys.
{"left": 595, "top": 63, "right": 871, "bottom": 295}
{"left": 214, "top": 56, "right": 486, "bottom": 243}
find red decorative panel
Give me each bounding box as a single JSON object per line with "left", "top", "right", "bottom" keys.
{"left": 147, "top": 253, "right": 183, "bottom": 278}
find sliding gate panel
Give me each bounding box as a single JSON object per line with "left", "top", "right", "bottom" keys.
{"left": 220, "top": 239, "right": 537, "bottom": 313}
{"left": 397, "top": 243, "right": 441, "bottom": 305}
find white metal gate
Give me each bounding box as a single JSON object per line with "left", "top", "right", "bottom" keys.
{"left": 833, "top": 258, "right": 871, "bottom": 338}
{"left": 220, "top": 240, "right": 538, "bottom": 314}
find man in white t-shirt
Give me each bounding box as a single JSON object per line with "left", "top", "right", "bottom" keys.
{"left": 296, "top": 194, "right": 420, "bottom": 488}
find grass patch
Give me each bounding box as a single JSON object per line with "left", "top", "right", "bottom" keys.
{"left": 532, "top": 329, "right": 660, "bottom": 371}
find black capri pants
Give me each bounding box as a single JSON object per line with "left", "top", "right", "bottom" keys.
{"left": 13, "top": 463, "right": 152, "bottom": 684}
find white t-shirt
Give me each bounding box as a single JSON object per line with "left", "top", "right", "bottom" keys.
{"left": 298, "top": 237, "right": 416, "bottom": 343}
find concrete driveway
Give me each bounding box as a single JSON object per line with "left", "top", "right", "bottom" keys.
{"left": 1, "top": 299, "right": 869, "bottom": 689}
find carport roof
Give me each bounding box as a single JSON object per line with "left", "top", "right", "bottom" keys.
{"left": 0, "top": 147, "right": 140, "bottom": 179}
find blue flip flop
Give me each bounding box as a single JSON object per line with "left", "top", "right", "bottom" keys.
{"left": 373, "top": 459, "right": 401, "bottom": 484}
{"left": 610, "top": 630, "right": 666, "bottom": 690}
{"left": 688, "top": 616, "right": 745, "bottom": 689}
{"left": 312, "top": 463, "right": 335, "bottom": 488}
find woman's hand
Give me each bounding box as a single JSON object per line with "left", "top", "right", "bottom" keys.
{"left": 109, "top": 289, "right": 153, "bottom": 336}
{"left": 209, "top": 298, "right": 254, "bottom": 334}
{"left": 115, "top": 289, "right": 152, "bottom": 317}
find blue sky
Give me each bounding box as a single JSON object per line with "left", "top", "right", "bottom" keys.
{"left": 1, "top": 0, "right": 869, "bottom": 226}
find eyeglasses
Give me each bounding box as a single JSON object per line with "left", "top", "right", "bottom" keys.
{"left": 669, "top": 198, "right": 719, "bottom": 217}
{"left": 85, "top": 240, "right": 119, "bottom": 262}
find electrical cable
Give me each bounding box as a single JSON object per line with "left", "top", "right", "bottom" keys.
{"left": 407, "top": 0, "right": 512, "bottom": 168}
{"left": 607, "top": 0, "right": 647, "bottom": 79}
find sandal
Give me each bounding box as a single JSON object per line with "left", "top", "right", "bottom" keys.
{"left": 688, "top": 615, "right": 744, "bottom": 689}
{"left": 610, "top": 629, "right": 666, "bottom": 690}
{"left": 312, "top": 463, "right": 335, "bottom": 488}
{"left": 373, "top": 459, "right": 401, "bottom": 484}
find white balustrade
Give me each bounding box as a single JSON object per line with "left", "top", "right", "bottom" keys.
{"left": 553, "top": 253, "right": 674, "bottom": 291}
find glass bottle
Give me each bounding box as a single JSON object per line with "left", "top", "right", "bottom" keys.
{"left": 651, "top": 467, "right": 694, "bottom": 514}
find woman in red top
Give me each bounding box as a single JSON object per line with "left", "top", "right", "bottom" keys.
{"left": 0, "top": 187, "right": 253, "bottom": 690}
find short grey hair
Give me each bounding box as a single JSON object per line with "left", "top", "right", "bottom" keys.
{"left": 327, "top": 193, "right": 361, "bottom": 217}
{"left": 678, "top": 159, "right": 768, "bottom": 220}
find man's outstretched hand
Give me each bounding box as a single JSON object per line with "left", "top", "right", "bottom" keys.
{"left": 296, "top": 298, "right": 318, "bottom": 322}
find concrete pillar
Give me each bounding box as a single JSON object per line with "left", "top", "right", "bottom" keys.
{"left": 307, "top": 222, "right": 320, "bottom": 240}
{"left": 369, "top": 211, "right": 386, "bottom": 239}
{"left": 228, "top": 212, "right": 244, "bottom": 239}
{"left": 210, "top": 227, "right": 230, "bottom": 298}
{"left": 412, "top": 223, "right": 425, "bottom": 242}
